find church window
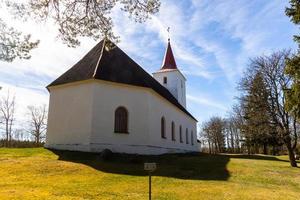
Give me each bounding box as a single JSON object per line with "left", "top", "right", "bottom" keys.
{"left": 179, "top": 125, "right": 183, "bottom": 143}
{"left": 191, "top": 131, "right": 194, "bottom": 145}
{"left": 186, "top": 128, "right": 189, "bottom": 144}
{"left": 161, "top": 117, "right": 166, "bottom": 139}
{"left": 163, "top": 77, "right": 167, "bottom": 84}
{"left": 171, "top": 121, "right": 175, "bottom": 141}
{"left": 114, "top": 107, "right": 128, "bottom": 133}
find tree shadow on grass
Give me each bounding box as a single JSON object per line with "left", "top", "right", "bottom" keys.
{"left": 49, "top": 149, "right": 230, "bottom": 181}
{"left": 48, "top": 149, "right": 300, "bottom": 180}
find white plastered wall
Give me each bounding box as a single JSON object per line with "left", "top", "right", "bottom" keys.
{"left": 45, "top": 81, "right": 94, "bottom": 151}
{"left": 45, "top": 80, "right": 199, "bottom": 154}
{"left": 90, "top": 80, "right": 151, "bottom": 154}
{"left": 147, "top": 91, "right": 198, "bottom": 154}
{"left": 90, "top": 80, "right": 198, "bottom": 154}
{"left": 153, "top": 69, "right": 186, "bottom": 108}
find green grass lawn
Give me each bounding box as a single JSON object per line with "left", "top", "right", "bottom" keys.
{"left": 0, "top": 148, "right": 299, "bottom": 200}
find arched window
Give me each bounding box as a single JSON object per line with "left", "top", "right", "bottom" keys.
{"left": 179, "top": 125, "right": 183, "bottom": 143}
{"left": 191, "top": 131, "right": 194, "bottom": 145}
{"left": 114, "top": 107, "right": 128, "bottom": 133}
{"left": 186, "top": 128, "right": 189, "bottom": 144}
{"left": 163, "top": 77, "right": 167, "bottom": 84}
{"left": 161, "top": 117, "right": 166, "bottom": 139}
{"left": 171, "top": 121, "right": 175, "bottom": 141}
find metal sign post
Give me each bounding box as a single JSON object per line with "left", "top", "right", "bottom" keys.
{"left": 149, "top": 171, "right": 152, "bottom": 200}
{"left": 144, "top": 163, "right": 157, "bottom": 200}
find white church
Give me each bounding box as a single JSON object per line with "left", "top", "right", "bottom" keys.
{"left": 45, "top": 38, "right": 199, "bottom": 155}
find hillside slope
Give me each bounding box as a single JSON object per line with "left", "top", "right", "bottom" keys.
{"left": 0, "top": 148, "right": 299, "bottom": 200}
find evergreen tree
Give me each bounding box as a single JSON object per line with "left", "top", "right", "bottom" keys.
{"left": 248, "top": 51, "right": 298, "bottom": 167}
{"left": 242, "top": 72, "right": 277, "bottom": 154}
{"left": 285, "top": 0, "right": 300, "bottom": 121}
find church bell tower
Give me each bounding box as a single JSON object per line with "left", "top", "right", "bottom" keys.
{"left": 153, "top": 38, "right": 186, "bottom": 108}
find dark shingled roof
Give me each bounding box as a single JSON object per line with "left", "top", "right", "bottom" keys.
{"left": 47, "top": 39, "right": 197, "bottom": 121}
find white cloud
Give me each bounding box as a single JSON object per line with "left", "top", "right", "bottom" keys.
{"left": 0, "top": 82, "right": 49, "bottom": 124}
{"left": 187, "top": 94, "right": 227, "bottom": 111}
{"left": 189, "top": 0, "right": 297, "bottom": 82}
{"left": 0, "top": 0, "right": 297, "bottom": 126}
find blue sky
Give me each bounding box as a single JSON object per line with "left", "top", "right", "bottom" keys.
{"left": 0, "top": 0, "right": 298, "bottom": 127}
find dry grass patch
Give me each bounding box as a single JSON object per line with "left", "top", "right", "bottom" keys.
{"left": 0, "top": 148, "right": 299, "bottom": 200}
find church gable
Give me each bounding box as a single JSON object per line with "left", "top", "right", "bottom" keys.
{"left": 47, "top": 39, "right": 196, "bottom": 121}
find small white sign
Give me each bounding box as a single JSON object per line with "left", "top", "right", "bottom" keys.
{"left": 144, "top": 163, "right": 157, "bottom": 171}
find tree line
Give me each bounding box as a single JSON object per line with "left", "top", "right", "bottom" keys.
{"left": 200, "top": 0, "right": 300, "bottom": 168}
{"left": 200, "top": 50, "right": 299, "bottom": 167}
{"left": 0, "top": 90, "right": 47, "bottom": 147}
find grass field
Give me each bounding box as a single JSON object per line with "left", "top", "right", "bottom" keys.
{"left": 0, "top": 148, "right": 299, "bottom": 200}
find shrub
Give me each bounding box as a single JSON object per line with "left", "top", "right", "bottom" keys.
{"left": 0, "top": 139, "right": 44, "bottom": 148}
{"left": 100, "top": 149, "right": 113, "bottom": 161}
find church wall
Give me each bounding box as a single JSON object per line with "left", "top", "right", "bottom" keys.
{"left": 147, "top": 90, "right": 198, "bottom": 154}
{"left": 46, "top": 80, "right": 199, "bottom": 155}
{"left": 45, "top": 81, "right": 94, "bottom": 151}
{"left": 90, "top": 80, "right": 151, "bottom": 154}
{"left": 90, "top": 80, "right": 198, "bottom": 155}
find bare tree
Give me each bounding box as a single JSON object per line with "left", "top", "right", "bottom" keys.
{"left": 201, "top": 123, "right": 212, "bottom": 153}
{"left": 231, "top": 104, "right": 245, "bottom": 153}
{"left": 202, "top": 117, "right": 226, "bottom": 154}
{"left": 224, "top": 116, "right": 241, "bottom": 153}
{"left": 0, "top": 91, "right": 16, "bottom": 147}
{"left": 13, "top": 128, "right": 25, "bottom": 141}
{"left": 250, "top": 50, "right": 299, "bottom": 167}
{"left": 27, "top": 105, "right": 47, "bottom": 144}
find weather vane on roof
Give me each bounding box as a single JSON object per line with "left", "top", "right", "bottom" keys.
{"left": 167, "top": 27, "right": 170, "bottom": 42}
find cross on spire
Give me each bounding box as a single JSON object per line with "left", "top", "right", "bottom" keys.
{"left": 167, "top": 27, "right": 170, "bottom": 42}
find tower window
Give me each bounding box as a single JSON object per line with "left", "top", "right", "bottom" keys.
{"left": 163, "top": 77, "right": 167, "bottom": 84}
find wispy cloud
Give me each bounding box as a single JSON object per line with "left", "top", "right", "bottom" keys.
{"left": 187, "top": 95, "right": 227, "bottom": 111}
{"left": 0, "top": 82, "right": 48, "bottom": 124}
{"left": 0, "top": 0, "right": 297, "bottom": 124}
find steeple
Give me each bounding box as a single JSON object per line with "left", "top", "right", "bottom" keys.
{"left": 161, "top": 27, "right": 177, "bottom": 70}
{"left": 153, "top": 31, "right": 186, "bottom": 108}
{"left": 161, "top": 41, "right": 177, "bottom": 70}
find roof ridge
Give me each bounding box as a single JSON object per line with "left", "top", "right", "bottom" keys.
{"left": 92, "top": 38, "right": 106, "bottom": 78}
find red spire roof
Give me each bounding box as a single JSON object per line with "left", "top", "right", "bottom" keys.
{"left": 161, "top": 40, "right": 177, "bottom": 70}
